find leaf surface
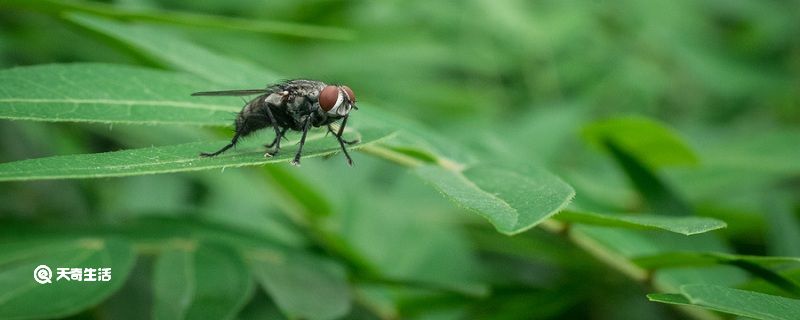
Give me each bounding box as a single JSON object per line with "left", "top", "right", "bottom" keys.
{"left": 555, "top": 211, "right": 726, "bottom": 235}
{"left": 0, "top": 238, "right": 135, "bottom": 319}
{"left": 0, "top": 126, "right": 394, "bottom": 181}
{"left": 648, "top": 284, "right": 800, "bottom": 320}
{"left": 417, "top": 164, "right": 575, "bottom": 235}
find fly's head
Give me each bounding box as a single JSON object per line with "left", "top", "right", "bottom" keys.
{"left": 319, "top": 85, "right": 357, "bottom": 117}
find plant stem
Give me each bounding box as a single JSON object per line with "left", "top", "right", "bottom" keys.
{"left": 540, "top": 219, "right": 720, "bottom": 320}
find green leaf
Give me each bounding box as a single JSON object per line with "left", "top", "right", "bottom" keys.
{"left": 0, "top": 63, "right": 237, "bottom": 125}
{"left": 633, "top": 252, "right": 800, "bottom": 270}
{"left": 765, "top": 196, "right": 800, "bottom": 257}
{"left": 341, "top": 174, "right": 487, "bottom": 296}
{"left": 153, "top": 242, "right": 252, "bottom": 320}
{"left": 0, "top": 237, "right": 135, "bottom": 319}
{"left": 0, "top": 217, "right": 296, "bottom": 258}
{"left": 645, "top": 293, "right": 691, "bottom": 305}
{"left": 67, "top": 14, "right": 278, "bottom": 87}
{"left": 633, "top": 251, "right": 800, "bottom": 295}
{"left": 699, "top": 129, "right": 800, "bottom": 175}
{"left": 248, "top": 249, "right": 351, "bottom": 320}
{"left": 582, "top": 116, "right": 698, "bottom": 168}
{"left": 416, "top": 164, "right": 575, "bottom": 235}
{"left": 0, "top": 126, "right": 394, "bottom": 181}
{"left": 580, "top": 115, "right": 752, "bottom": 305}
{"left": 648, "top": 284, "right": 800, "bottom": 320}
{"left": 603, "top": 138, "right": 693, "bottom": 216}
{"left": 554, "top": 211, "right": 727, "bottom": 235}
{"left": 262, "top": 165, "right": 333, "bottom": 218}
{"left": 4, "top": 0, "right": 355, "bottom": 40}
{"left": 64, "top": 13, "right": 477, "bottom": 168}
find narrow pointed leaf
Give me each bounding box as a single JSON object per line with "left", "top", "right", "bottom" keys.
{"left": 604, "top": 139, "right": 693, "bottom": 216}
{"left": 63, "top": 15, "right": 478, "bottom": 168}
{"left": 249, "top": 249, "right": 351, "bottom": 320}
{"left": 582, "top": 117, "right": 698, "bottom": 168}
{"left": 555, "top": 211, "right": 726, "bottom": 235}
{"left": 67, "top": 14, "right": 278, "bottom": 87}
{"left": 634, "top": 251, "right": 800, "bottom": 295}
{"left": 646, "top": 293, "right": 692, "bottom": 305}
{"left": 153, "top": 243, "right": 252, "bottom": 320}
{"left": 4, "top": 0, "right": 355, "bottom": 40}
{"left": 0, "top": 63, "right": 238, "bottom": 125}
{"left": 633, "top": 252, "right": 800, "bottom": 270}
{"left": 765, "top": 196, "right": 800, "bottom": 257}
{"left": 0, "top": 126, "right": 395, "bottom": 181}
{"left": 648, "top": 284, "right": 800, "bottom": 320}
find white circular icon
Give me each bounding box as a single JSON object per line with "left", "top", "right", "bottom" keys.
{"left": 33, "top": 265, "right": 52, "bottom": 284}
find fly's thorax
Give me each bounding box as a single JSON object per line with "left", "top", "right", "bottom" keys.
{"left": 262, "top": 92, "right": 284, "bottom": 106}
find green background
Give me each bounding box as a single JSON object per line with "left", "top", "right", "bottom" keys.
{"left": 1, "top": 0, "right": 799, "bottom": 319}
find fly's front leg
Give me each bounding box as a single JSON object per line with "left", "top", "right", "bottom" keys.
{"left": 327, "top": 116, "right": 359, "bottom": 145}
{"left": 326, "top": 127, "right": 358, "bottom": 145}
{"left": 291, "top": 116, "right": 313, "bottom": 166}
{"left": 328, "top": 115, "right": 355, "bottom": 166}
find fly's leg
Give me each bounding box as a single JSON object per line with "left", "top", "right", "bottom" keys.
{"left": 265, "top": 127, "right": 288, "bottom": 148}
{"left": 326, "top": 127, "right": 359, "bottom": 145}
{"left": 291, "top": 116, "right": 313, "bottom": 166}
{"left": 328, "top": 115, "right": 355, "bottom": 166}
{"left": 200, "top": 132, "right": 240, "bottom": 157}
{"left": 327, "top": 116, "right": 359, "bottom": 145}
{"left": 263, "top": 105, "right": 283, "bottom": 157}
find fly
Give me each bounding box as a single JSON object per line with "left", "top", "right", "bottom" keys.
{"left": 192, "top": 79, "right": 359, "bottom": 166}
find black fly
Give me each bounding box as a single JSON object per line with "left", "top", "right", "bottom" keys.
{"left": 192, "top": 79, "right": 359, "bottom": 166}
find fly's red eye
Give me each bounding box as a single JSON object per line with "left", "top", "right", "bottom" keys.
{"left": 342, "top": 86, "right": 356, "bottom": 103}
{"left": 319, "top": 85, "right": 339, "bottom": 112}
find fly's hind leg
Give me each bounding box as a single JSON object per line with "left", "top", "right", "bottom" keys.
{"left": 200, "top": 132, "right": 241, "bottom": 157}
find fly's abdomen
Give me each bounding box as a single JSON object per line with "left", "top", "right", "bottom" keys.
{"left": 234, "top": 97, "right": 272, "bottom": 137}
{"left": 234, "top": 112, "right": 269, "bottom": 138}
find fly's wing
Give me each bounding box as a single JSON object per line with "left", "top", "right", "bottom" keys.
{"left": 191, "top": 89, "right": 270, "bottom": 96}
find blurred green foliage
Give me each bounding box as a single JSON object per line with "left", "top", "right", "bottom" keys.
{"left": 1, "top": 0, "right": 799, "bottom": 319}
